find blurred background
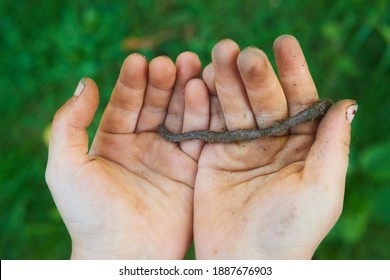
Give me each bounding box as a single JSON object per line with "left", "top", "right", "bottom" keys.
{"left": 0, "top": 0, "right": 389, "bottom": 259}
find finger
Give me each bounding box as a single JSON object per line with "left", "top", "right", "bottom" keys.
{"left": 202, "top": 63, "right": 225, "bottom": 131}
{"left": 202, "top": 63, "right": 217, "bottom": 95}
{"left": 212, "top": 39, "right": 256, "bottom": 130}
{"left": 47, "top": 78, "right": 99, "bottom": 172}
{"left": 98, "top": 53, "right": 148, "bottom": 134}
{"left": 180, "top": 79, "right": 210, "bottom": 160}
{"left": 164, "top": 52, "right": 202, "bottom": 133}
{"left": 273, "top": 35, "right": 319, "bottom": 134}
{"left": 136, "top": 56, "right": 176, "bottom": 131}
{"left": 304, "top": 100, "right": 358, "bottom": 192}
{"left": 209, "top": 95, "right": 226, "bottom": 132}
{"left": 237, "top": 47, "right": 288, "bottom": 129}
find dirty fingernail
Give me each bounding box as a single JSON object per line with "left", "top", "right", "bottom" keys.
{"left": 346, "top": 103, "right": 358, "bottom": 123}
{"left": 74, "top": 78, "right": 86, "bottom": 97}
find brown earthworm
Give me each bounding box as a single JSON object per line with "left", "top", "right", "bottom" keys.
{"left": 158, "top": 98, "right": 334, "bottom": 143}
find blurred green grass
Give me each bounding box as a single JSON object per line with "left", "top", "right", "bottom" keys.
{"left": 0, "top": 0, "right": 389, "bottom": 259}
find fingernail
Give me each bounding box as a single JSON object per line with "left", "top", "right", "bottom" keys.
{"left": 346, "top": 103, "right": 358, "bottom": 123}
{"left": 142, "top": 54, "right": 149, "bottom": 61}
{"left": 74, "top": 78, "right": 86, "bottom": 97}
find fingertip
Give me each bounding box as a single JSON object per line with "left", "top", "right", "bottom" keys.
{"left": 150, "top": 55, "right": 175, "bottom": 68}
{"left": 176, "top": 51, "right": 202, "bottom": 70}
{"left": 237, "top": 47, "right": 270, "bottom": 82}
{"left": 73, "top": 78, "right": 86, "bottom": 97}
{"left": 119, "top": 53, "right": 148, "bottom": 89}
{"left": 74, "top": 77, "right": 100, "bottom": 123}
{"left": 82, "top": 77, "right": 99, "bottom": 100}
{"left": 53, "top": 78, "right": 98, "bottom": 127}
{"left": 273, "top": 34, "right": 305, "bottom": 71}
{"left": 51, "top": 80, "right": 99, "bottom": 141}
{"left": 122, "top": 53, "right": 148, "bottom": 68}
{"left": 304, "top": 99, "right": 357, "bottom": 188}
{"left": 175, "top": 51, "right": 202, "bottom": 86}
{"left": 273, "top": 34, "right": 298, "bottom": 49}
{"left": 346, "top": 102, "right": 358, "bottom": 123}
{"left": 149, "top": 56, "right": 176, "bottom": 90}
{"left": 316, "top": 99, "right": 357, "bottom": 138}
{"left": 212, "top": 38, "right": 240, "bottom": 66}
{"left": 238, "top": 47, "right": 268, "bottom": 70}
{"left": 48, "top": 78, "right": 100, "bottom": 167}
{"left": 202, "top": 64, "right": 217, "bottom": 95}
{"left": 316, "top": 99, "right": 358, "bottom": 155}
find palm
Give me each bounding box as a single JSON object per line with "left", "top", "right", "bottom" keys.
{"left": 195, "top": 134, "right": 337, "bottom": 259}
{"left": 67, "top": 131, "right": 196, "bottom": 259}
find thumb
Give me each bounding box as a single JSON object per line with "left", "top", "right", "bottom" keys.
{"left": 47, "top": 78, "right": 99, "bottom": 173}
{"left": 304, "top": 99, "right": 358, "bottom": 190}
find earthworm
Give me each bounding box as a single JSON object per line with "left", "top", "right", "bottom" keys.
{"left": 158, "top": 98, "right": 334, "bottom": 143}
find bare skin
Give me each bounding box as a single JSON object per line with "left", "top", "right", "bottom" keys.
{"left": 192, "top": 36, "right": 356, "bottom": 259}
{"left": 46, "top": 52, "right": 208, "bottom": 259}
{"left": 45, "top": 35, "right": 356, "bottom": 260}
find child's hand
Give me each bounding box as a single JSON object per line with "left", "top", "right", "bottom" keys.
{"left": 45, "top": 53, "right": 207, "bottom": 259}
{"left": 193, "top": 35, "right": 357, "bottom": 259}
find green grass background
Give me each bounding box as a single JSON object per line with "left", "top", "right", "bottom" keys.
{"left": 1, "top": 0, "right": 389, "bottom": 259}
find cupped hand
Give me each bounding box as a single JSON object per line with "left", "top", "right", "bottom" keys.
{"left": 46, "top": 52, "right": 208, "bottom": 259}
{"left": 193, "top": 35, "right": 357, "bottom": 259}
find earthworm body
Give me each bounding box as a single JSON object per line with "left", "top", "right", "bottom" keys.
{"left": 158, "top": 98, "right": 334, "bottom": 143}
